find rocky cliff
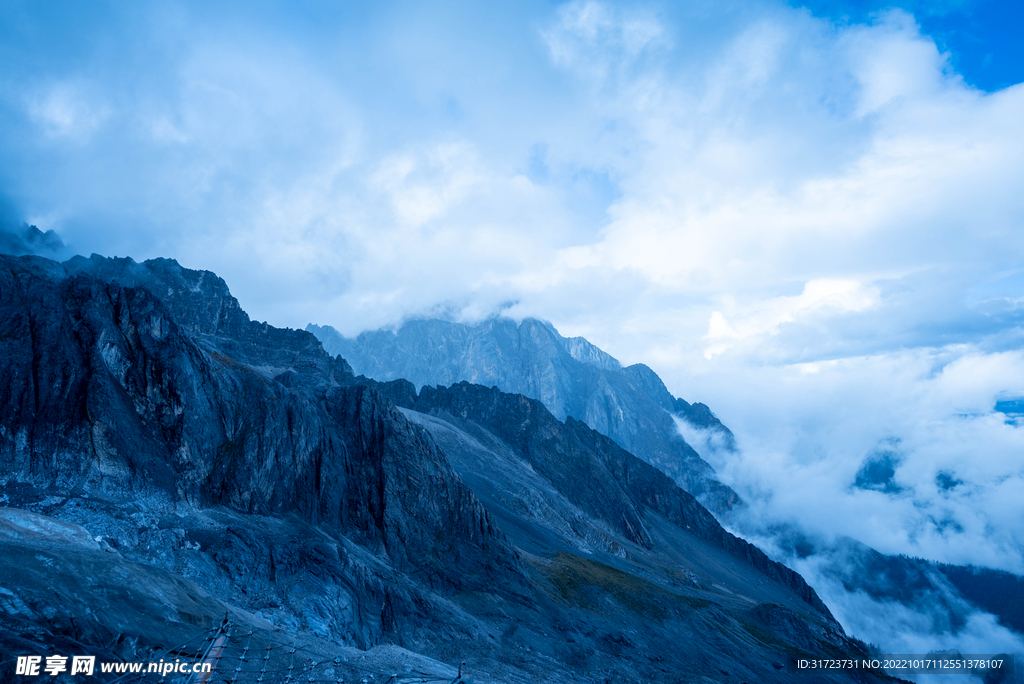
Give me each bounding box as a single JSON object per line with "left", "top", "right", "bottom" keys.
{"left": 372, "top": 379, "right": 833, "bottom": 618}
{"left": 0, "top": 253, "right": 888, "bottom": 683}
{"left": 308, "top": 318, "right": 740, "bottom": 513}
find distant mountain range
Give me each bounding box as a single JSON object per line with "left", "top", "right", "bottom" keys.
{"left": 308, "top": 318, "right": 740, "bottom": 514}
{"left": 0, "top": 222, "right": 68, "bottom": 258}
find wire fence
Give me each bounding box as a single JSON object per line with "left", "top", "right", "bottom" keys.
{"left": 99, "top": 617, "right": 472, "bottom": 684}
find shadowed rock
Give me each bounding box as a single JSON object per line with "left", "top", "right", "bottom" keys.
{"left": 308, "top": 318, "right": 740, "bottom": 513}
{"left": 0, "top": 253, "right": 889, "bottom": 683}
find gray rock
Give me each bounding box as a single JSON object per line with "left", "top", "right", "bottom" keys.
{"left": 0, "top": 253, "right": 888, "bottom": 683}
{"left": 308, "top": 318, "right": 740, "bottom": 513}
{"left": 0, "top": 254, "right": 526, "bottom": 599}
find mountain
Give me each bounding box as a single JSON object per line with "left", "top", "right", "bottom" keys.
{"left": 0, "top": 252, "right": 888, "bottom": 683}
{"left": 309, "top": 319, "right": 1024, "bottom": 657}
{"left": 307, "top": 318, "right": 740, "bottom": 514}
{"left": 934, "top": 563, "right": 1024, "bottom": 635}
{"left": 0, "top": 222, "right": 68, "bottom": 258}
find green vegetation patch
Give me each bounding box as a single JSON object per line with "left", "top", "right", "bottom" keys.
{"left": 541, "top": 552, "right": 709, "bottom": 620}
{"left": 739, "top": 620, "right": 798, "bottom": 653}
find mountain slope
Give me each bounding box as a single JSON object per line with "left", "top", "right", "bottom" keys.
{"left": 379, "top": 379, "right": 834, "bottom": 617}
{"left": 0, "top": 254, "right": 527, "bottom": 659}
{"left": 308, "top": 318, "right": 740, "bottom": 513}
{"left": 1, "top": 253, "right": 888, "bottom": 683}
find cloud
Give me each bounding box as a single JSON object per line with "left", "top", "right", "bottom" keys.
{"left": 702, "top": 279, "right": 879, "bottom": 358}
{"left": 370, "top": 143, "right": 485, "bottom": 229}
{"left": 27, "top": 82, "right": 110, "bottom": 141}
{"left": 805, "top": 560, "right": 1024, "bottom": 676}
{"left": 3, "top": 3, "right": 1020, "bottom": 553}
{"left": 543, "top": 0, "right": 668, "bottom": 86}
{"left": 682, "top": 347, "right": 1024, "bottom": 575}
{"left": 3, "top": 1, "right": 1021, "bottom": 349}
{"left": 0, "top": 0, "right": 1020, "bottom": 539}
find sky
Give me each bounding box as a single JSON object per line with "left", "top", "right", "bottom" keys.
{"left": 3, "top": 0, "right": 1024, "bottom": 656}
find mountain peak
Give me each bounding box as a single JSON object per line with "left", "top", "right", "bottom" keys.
{"left": 1, "top": 252, "right": 885, "bottom": 682}
{"left": 0, "top": 223, "right": 68, "bottom": 258}
{"left": 561, "top": 334, "right": 622, "bottom": 371}
{"left": 308, "top": 315, "right": 739, "bottom": 513}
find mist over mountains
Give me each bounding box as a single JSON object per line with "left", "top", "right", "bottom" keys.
{"left": 309, "top": 315, "right": 1024, "bottom": 675}
{"left": 308, "top": 318, "right": 739, "bottom": 514}
{"left": 0, "top": 250, "right": 893, "bottom": 683}
{"left": 0, "top": 222, "right": 69, "bottom": 260}
{"left": 1, "top": 218, "right": 1020, "bottom": 679}
{"left": 3, "top": 0, "right": 1024, "bottom": 680}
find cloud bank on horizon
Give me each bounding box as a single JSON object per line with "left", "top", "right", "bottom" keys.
{"left": 2, "top": 0, "right": 1023, "bottom": 580}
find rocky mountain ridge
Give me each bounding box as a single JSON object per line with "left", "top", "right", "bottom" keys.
{"left": 372, "top": 379, "right": 831, "bottom": 617}
{"left": 308, "top": 318, "right": 739, "bottom": 513}
{"left": 0, "top": 253, "right": 887, "bottom": 683}
{"left": 308, "top": 314, "right": 1024, "bottom": 658}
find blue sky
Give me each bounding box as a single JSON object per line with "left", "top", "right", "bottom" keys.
{"left": 801, "top": 0, "right": 1024, "bottom": 91}
{"left": 2, "top": 0, "right": 1022, "bottom": 345}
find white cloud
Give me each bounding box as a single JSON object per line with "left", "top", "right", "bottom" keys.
{"left": 679, "top": 347, "right": 1024, "bottom": 574}
{"left": 543, "top": 0, "right": 667, "bottom": 83}
{"left": 702, "top": 279, "right": 879, "bottom": 358}
{"left": 805, "top": 561, "right": 1024, "bottom": 668}
{"left": 10, "top": 2, "right": 1023, "bottom": 349}
{"left": 370, "top": 143, "right": 483, "bottom": 229}
{"left": 28, "top": 82, "right": 110, "bottom": 141}
{"left": 4, "top": 0, "right": 1024, "bottom": 564}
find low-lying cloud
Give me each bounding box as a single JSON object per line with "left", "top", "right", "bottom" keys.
{"left": 673, "top": 345, "right": 1024, "bottom": 664}
{"left": 682, "top": 347, "right": 1024, "bottom": 574}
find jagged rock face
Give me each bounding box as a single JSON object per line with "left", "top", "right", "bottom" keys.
{"left": 0, "top": 506, "right": 480, "bottom": 671}
{"left": 377, "top": 380, "right": 834, "bottom": 620}
{"left": 65, "top": 254, "right": 347, "bottom": 376}
{"left": 308, "top": 318, "right": 740, "bottom": 512}
{"left": 422, "top": 383, "right": 656, "bottom": 551}
{"left": 0, "top": 253, "right": 888, "bottom": 683}
{"left": 0, "top": 255, "right": 524, "bottom": 599}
